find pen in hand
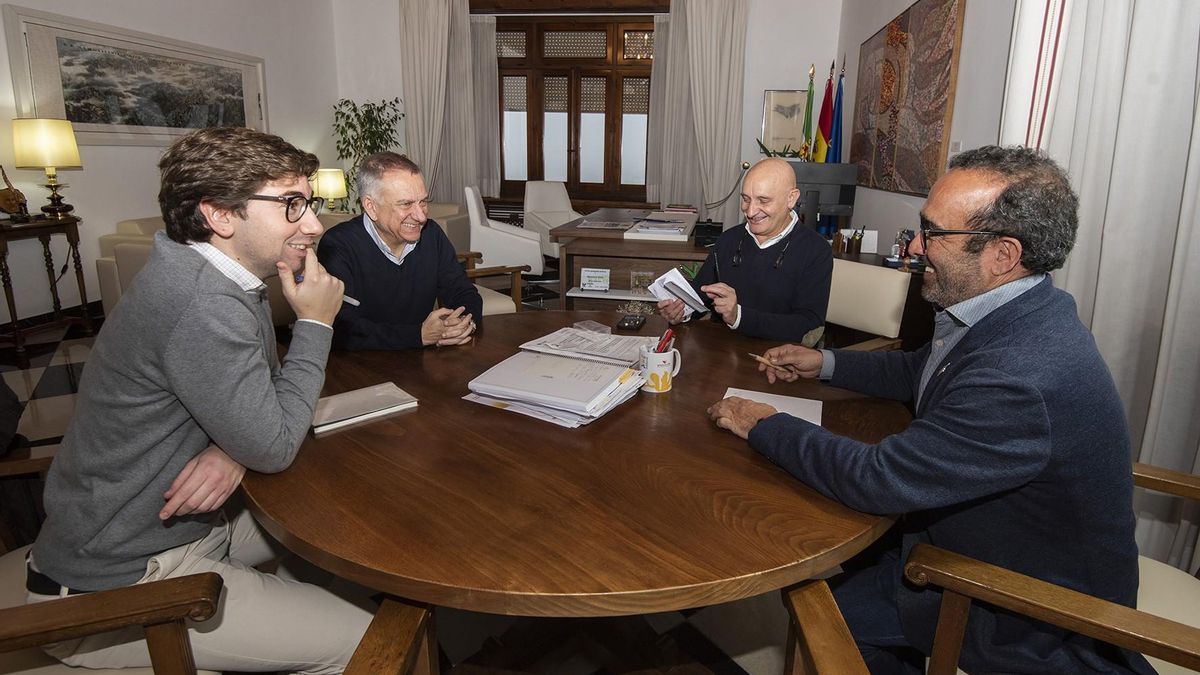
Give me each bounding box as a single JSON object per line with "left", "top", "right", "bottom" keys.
{"left": 747, "top": 352, "right": 801, "bottom": 375}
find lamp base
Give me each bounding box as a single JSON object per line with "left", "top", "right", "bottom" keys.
{"left": 40, "top": 182, "right": 73, "bottom": 217}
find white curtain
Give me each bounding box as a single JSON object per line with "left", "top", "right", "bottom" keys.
{"left": 399, "top": 0, "right": 451, "bottom": 183}
{"left": 645, "top": 15, "right": 670, "bottom": 204}
{"left": 432, "top": 0, "right": 477, "bottom": 204}
{"left": 656, "top": 1, "right": 711, "bottom": 220}
{"left": 1001, "top": 0, "right": 1200, "bottom": 572}
{"left": 471, "top": 16, "right": 501, "bottom": 198}
{"left": 685, "top": 0, "right": 748, "bottom": 228}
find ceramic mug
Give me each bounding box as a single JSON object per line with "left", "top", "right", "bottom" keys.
{"left": 640, "top": 345, "right": 682, "bottom": 393}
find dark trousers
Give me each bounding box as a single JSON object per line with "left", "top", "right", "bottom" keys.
{"left": 829, "top": 546, "right": 926, "bottom": 675}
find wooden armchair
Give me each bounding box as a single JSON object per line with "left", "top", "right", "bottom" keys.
{"left": 0, "top": 545, "right": 223, "bottom": 675}
{"left": 782, "top": 464, "right": 1200, "bottom": 675}
{"left": 345, "top": 597, "right": 437, "bottom": 675}
{"left": 456, "top": 251, "right": 530, "bottom": 315}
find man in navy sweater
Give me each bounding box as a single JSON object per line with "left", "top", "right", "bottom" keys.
{"left": 656, "top": 158, "right": 832, "bottom": 343}
{"left": 708, "top": 147, "right": 1151, "bottom": 674}
{"left": 318, "top": 153, "right": 481, "bottom": 350}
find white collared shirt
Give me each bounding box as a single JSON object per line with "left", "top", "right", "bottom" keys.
{"left": 363, "top": 212, "right": 417, "bottom": 266}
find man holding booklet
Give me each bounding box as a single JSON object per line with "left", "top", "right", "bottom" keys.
{"left": 656, "top": 158, "right": 832, "bottom": 344}
{"left": 28, "top": 127, "right": 373, "bottom": 672}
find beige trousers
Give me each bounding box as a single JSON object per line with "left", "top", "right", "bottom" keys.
{"left": 27, "top": 506, "right": 374, "bottom": 674}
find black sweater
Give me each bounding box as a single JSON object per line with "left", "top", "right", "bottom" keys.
{"left": 689, "top": 223, "right": 832, "bottom": 341}
{"left": 317, "top": 216, "right": 482, "bottom": 350}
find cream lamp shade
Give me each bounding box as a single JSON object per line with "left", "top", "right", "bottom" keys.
{"left": 312, "top": 168, "right": 348, "bottom": 200}
{"left": 12, "top": 118, "right": 81, "bottom": 178}
{"left": 11, "top": 117, "right": 82, "bottom": 216}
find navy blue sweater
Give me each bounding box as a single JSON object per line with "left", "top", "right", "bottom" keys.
{"left": 317, "top": 216, "right": 482, "bottom": 350}
{"left": 749, "top": 277, "right": 1150, "bottom": 674}
{"left": 689, "top": 223, "right": 831, "bottom": 341}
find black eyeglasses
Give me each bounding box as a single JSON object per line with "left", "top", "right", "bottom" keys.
{"left": 919, "top": 223, "right": 1009, "bottom": 243}
{"left": 247, "top": 194, "right": 325, "bottom": 223}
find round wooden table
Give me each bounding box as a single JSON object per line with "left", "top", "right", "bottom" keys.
{"left": 243, "top": 311, "right": 910, "bottom": 617}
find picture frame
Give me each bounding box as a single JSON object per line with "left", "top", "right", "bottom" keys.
{"left": 3, "top": 5, "right": 268, "bottom": 147}
{"left": 760, "top": 89, "right": 807, "bottom": 154}
{"left": 848, "top": 0, "right": 965, "bottom": 196}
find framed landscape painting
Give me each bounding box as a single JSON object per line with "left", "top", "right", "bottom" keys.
{"left": 3, "top": 5, "right": 267, "bottom": 146}
{"left": 849, "top": 0, "right": 965, "bottom": 196}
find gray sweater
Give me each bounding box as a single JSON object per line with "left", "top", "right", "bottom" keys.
{"left": 33, "top": 232, "right": 331, "bottom": 590}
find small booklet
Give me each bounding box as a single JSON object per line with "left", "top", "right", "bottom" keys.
{"left": 647, "top": 268, "right": 707, "bottom": 318}
{"left": 312, "top": 382, "right": 417, "bottom": 437}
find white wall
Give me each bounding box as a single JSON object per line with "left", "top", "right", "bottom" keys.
{"left": 0, "top": 0, "right": 341, "bottom": 324}
{"left": 836, "top": 0, "right": 1016, "bottom": 248}
{"left": 740, "top": 0, "right": 843, "bottom": 165}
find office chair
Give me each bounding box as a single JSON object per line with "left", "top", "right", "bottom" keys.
{"left": 522, "top": 181, "right": 581, "bottom": 259}
{"left": 823, "top": 257, "right": 911, "bottom": 351}
{"left": 463, "top": 186, "right": 542, "bottom": 276}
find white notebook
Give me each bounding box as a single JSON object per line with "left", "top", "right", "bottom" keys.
{"left": 312, "top": 382, "right": 418, "bottom": 437}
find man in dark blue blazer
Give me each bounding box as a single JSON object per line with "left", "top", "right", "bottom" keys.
{"left": 708, "top": 146, "right": 1152, "bottom": 674}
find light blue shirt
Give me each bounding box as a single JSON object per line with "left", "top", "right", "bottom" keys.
{"left": 818, "top": 274, "right": 1047, "bottom": 408}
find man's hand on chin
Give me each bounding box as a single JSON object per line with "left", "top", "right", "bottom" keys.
{"left": 707, "top": 397, "right": 777, "bottom": 440}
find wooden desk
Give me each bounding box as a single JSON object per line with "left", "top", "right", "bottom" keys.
{"left": 550, "top": 209, "right": 710, "bottom": 311}
{"left": 0, "top": 215, "right": 94, "bottom": 358}
{"left": 243, "top": 311, "right": 909, "bottom": 618}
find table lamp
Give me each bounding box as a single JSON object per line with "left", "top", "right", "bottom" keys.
{"left": 12, "top": 118, "right": 82, "bottom": 217}
{"left": 313, "top": 168, "right": 348, "bottom": 214}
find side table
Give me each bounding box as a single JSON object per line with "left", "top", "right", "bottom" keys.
{"left": 0, "top": 215, "right": 94, "bottom": 361}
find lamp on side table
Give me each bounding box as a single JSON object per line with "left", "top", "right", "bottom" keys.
{"left": 11, "top": 118, "right": 81, "bottom": 217}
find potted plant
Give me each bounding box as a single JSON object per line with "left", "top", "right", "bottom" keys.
{"left": 332, "top": 97, "right": 405, "bottom": 208}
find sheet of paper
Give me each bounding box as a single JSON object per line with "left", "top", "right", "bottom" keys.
{"left": 647, "top": 268, "right": 706, "bottom": 319}
{"left": 521, "top": 327, "right": 656, "bottom": 366}
{"left": 723, "top": 387, "right": 822, "bottom": 425}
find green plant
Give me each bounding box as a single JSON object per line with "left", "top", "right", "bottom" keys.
{"left": 332, "top": 97, "right": 405, "bottom": 207}
{"left": 755, "top": 138, "right": 804, "bottom": 158}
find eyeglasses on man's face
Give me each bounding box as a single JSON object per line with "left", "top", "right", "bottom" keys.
{"left": 918, "top": 218, "right": 1008, "bottom": 244}
{"left": 247, "top": 194, "right": 326, "bottom": 223}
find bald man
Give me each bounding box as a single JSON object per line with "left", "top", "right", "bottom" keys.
{"left": 658, "top": 158, "right": 832, "bottom": 342}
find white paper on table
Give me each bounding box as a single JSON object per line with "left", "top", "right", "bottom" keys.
{"left": 647, "top": 268, "right": 707, "bottom": 319}
{"left": 723, "top": 387, "right": 822, "bottom": 425}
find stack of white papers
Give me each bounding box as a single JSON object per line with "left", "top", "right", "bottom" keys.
{"left": 648, "top": 268, "right": 707, "bottom": 319}
{"left": 313, "top": 382, "right": 418, "bottom": 437}
{"left": 624, "top": 211, "right": 700, "bottom": 241}
{"left": 466, "top": 330, "right": 649, "bottom": 427}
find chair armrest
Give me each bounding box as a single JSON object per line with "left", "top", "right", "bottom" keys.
{"left": 345, "top": 597, "right": 431, "bottom": 675}
{"left": 782, "top": 580, "right": 870, "bottom": 675}
{"left": 903, "top": 543, "right": 1200, "bottom": 674}
{"left": 842, "top": 337, "right": 903, "bottom": 352}
{"left": 457, "top": 251, "right": 483, "bottom": 270}
{"left": 1133, "top": 463, "right": 1200, "bottom": 502}
{"left": 468, "top": 264, "right": 531, "bottom": 313}
{"left": 488, "top": 218, "right": 541, "bottom": 242}
{"left": 466, "top": 264, "right": 530, "bottom": 280}
{"left": 0, "top": 572, "right": 222, "bottom": 652}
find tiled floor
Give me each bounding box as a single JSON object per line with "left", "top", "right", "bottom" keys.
{"left": 0, "top": 317, "right": 796, "bottom": 675}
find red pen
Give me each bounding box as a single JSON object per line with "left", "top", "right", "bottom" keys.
{"left": 655, "top": 329, "right": 674, "bottom": 353}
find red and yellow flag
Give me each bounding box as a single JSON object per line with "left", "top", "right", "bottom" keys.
{"left": 813, "top": 61, "right": 835, "bottom": 163}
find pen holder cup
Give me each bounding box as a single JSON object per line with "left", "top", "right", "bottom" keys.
{"left": 640, "top": 346, "right": 682, "bottom": 393}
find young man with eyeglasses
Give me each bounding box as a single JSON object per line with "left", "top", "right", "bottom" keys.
{"left": 28, "top": 127, "right": 374, "bottom": 673}
{"left": 317, "top": 152, "right": 481, "bottom": 350}
{"left": 708, "top": 146, "right": 1151, "bottom": 674}
{"left": 656, "top": 157, "right": 833, "bottom": 343}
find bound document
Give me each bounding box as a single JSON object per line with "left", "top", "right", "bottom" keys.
{"left": 468, "top": 352, "right": 639, "bottom": 416}
{"left": 312, "top": 382, "right": 418, "bottom": 437}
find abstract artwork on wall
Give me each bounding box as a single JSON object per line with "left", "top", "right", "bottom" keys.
{"left": 4, "top": 5, "right": 267, "bottom": 146}
{"left": 849, "top": 0, "right": 965, "bottom": 196}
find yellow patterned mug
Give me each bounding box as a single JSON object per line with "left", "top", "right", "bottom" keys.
{"left": 640, "top": 345, "right": 682, "bottom": 393}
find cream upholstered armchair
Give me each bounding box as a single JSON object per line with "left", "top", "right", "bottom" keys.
{"left": 464, "top": 186, "right": 543, "bottom": 276}
{"left": 780, "top": 463, "right": 1200, "bottom": 675}
{"left": 522, "top": 181, "right": 581, "bottom": 259}
{"left": 822, "top": 258, "right": 911, "bottom": 351}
